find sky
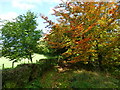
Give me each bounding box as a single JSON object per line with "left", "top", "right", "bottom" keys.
{"left": 0, "top": 0, "right": 119, "bottom": 44}
{"left": 0, "top": 0, "right": 119, "bottom": 33}
{"left": 0, "top": 0, "right": 68, "bottom": 33}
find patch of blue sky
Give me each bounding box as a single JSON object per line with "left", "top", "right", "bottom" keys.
{"left": 0, "top": 0, "right": 68, "bottom": 33}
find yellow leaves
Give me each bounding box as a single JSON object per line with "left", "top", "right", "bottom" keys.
{"left": 97, "top": 20, "right": 104, "bottom": 24}
{"left": 114, "top": 24, "right": 119, "bottom": 29}
{"left": 100, "top": 7, "right": 106, "bottom": 10}
{"left": 62, "top": 49, "right": 72, "bottom": 57}
{"left": 89, "top": 10, "right": 95, "bottom": 14}
{"left": 83, "top": 62, "right": 88, "bottom": 64}
{"left": 72, "top": 6, "right": 82, "bottom": 13}
{"left": 101, "top": 15, "right": 107, "bottom": 20}
{"left": 82, "top": 23, "right": 96, "bottom": 34}
{"left": 102, "top": 43, "right": 109, "bottom": 46}
{"left": 62, "top": 52, "right": 72, "bottom": 57}
{"left": 108, "top": 19, "right": 112, "bottom": 22}
{"left": 88, "top": 50, "right": 96, "bottom": 53}
{"left": 97, "top": 20, "right": 107, "bottom": 26}
{"left": 76, "top": 24, "right": 84, "bottom": 31}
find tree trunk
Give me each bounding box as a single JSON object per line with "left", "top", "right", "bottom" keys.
{"left": 29, "top": 52, "right": 32, "bottom": 63}
{"left": 95, "top": 38, "right": 104, "bottom": 71}
{"left": 88, "top": 55, "right": 92, "bottom": 61}
{"left": 98, "top": 53, "right": 104, "bottom": 71}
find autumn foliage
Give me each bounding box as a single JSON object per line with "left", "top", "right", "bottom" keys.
{"left": 41, "top": 1, "right": 120, "bottom": 67}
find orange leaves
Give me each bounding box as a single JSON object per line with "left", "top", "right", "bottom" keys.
{"left": 48, "top": 40, "right": 60, "bottom": 45}
{"left": 108, "top": 9, "right": 114, "bottom": 14}
{"left": 65, "top": 30, "right": 71, "bottom": 33}
{"left": 50, "top": 46, "right": 60, "bottom": 49}
{"left": 70, "top": 24, "right": 84, "bottom": 38}
{"left": 82, "top": 26, "right": 92, "bottom": 34}
{"left": 62, "top": 52, "right": 72, "bottom": 57}
{"left": 40, "top": 14, "right": 54, "bottom": 26}
{"left": 70, "top": 25, "right": 75, "bottom": 30}
{"left": 68, "top": 59, "right": 80, "bottom": 63}
{"left": 68, "top": 57, "right": 88, "bottom": 63}
{"left": 41, "top": 1, "right": 120, "bottom": 64}
{"left": 76, "top": 24, "right": 84, "bottom": 30}
{"left": 49, "top": 42, "right": 63, "bottom": 49}
{"left": 82, "top": 23, "right": 96, "bottom": 34}
{"left": 54, "top": 24, "right": 60, "bottom": 28}
{"left": 75, "top": 38, "right": 91, "bottom": 45}
{"left": 44, "top": 36, "right": 48, "bottom": 40}
{"left": 72, "top": 6, "right": 81, "bottom": 13}
{"left": 68, "top": 56, "right": 82, "bottom": 63}
{"left": 87, "top": 25, "right": 93, "bottom": 30}
{"left": 88, "top": 50, "right": 96, "bottom": 53}
{"left": 61, "top": 13, "right": 70, "bottom": 20}
{"left": 63, "top": 13, "right": 69, "bottom": 17}
{"left": 70, "top": 21, "right": 75, "bottom": 24}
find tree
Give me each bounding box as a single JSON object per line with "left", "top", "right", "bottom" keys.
{"left": 41, "top": 1, "right": 120, "bottom": 68}
{"left": 1, "top": 11, "right": 42, "bottom": 62}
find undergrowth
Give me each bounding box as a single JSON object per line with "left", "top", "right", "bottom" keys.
{"left": 25, "top": 67, "right": 120, "bottom": 88}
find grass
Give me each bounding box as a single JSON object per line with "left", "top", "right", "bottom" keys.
{"left": 25, "top": 67, "right": 120, "bottom": 88}
{"left": 70, "top": 70, "right": 119, "bottom": 88}
{"left": 0, "top": 53, "right": 47, "bottom": 69}
{"left": 1, "top": 53, "right": 119, "bottom": 88}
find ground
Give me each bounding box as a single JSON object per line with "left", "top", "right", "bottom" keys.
{"left": 25, "top": 65, "right": 120, "bottom": 88}
{"left": 1, "top": 54, "right": 120, "bottom": 88}
{"left": 0, "top": 53, "right": 47, "bottom": 69}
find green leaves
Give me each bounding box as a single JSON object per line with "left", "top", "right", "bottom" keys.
{"left": 1, "top": 11, "right": 42, "bottom": 62}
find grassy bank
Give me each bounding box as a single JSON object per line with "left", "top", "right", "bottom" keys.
{"left": 2, "top": 57, "right": 120, "bottom": 88}
{"left": 25, "top": 65, "right": 120, "bottom": 88}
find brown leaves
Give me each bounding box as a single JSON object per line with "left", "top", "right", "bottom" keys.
{"left": 75, "top": 38, "right": 91, "bottom": 45}
{"left": 40, "top": 14, "right": 54, "bottom": 27}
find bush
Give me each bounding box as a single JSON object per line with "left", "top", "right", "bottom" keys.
{"left": 2, "top": 61, "right": 54, "bottom": 88}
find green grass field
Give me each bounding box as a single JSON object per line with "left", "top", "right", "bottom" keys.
{"left": 0, "top": 53, "right": 47, "bottom": 69}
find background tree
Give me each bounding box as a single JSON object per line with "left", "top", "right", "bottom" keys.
{"left": 1, "top": 11, "right": 42, "bottom": 62}
{"left": 41, "top": 1, "right": 120, "bottom": 69}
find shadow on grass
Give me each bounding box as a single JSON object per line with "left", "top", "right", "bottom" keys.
{"left": 39, "top": 67, "right": 120, "bottom": 88}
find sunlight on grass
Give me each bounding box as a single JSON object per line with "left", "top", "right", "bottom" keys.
{"left": 39, "top": 68, "right": 119, "bottom": 88}
{"left": 0, "top": 53, "right": 47, "bottom": 69}
{"left": 73, "top": 69, "right": 99, "bottom": 77}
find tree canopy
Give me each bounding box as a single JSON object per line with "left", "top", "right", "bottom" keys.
{"left": 41, "top": 1, "right": 120, "bottom": 68}
{"left": 1, "top": 11, "right": 42, "bottom": 62}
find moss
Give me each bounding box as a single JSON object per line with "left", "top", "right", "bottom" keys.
{"left": 5, "top": 82, "right": 17, "bottom": 88}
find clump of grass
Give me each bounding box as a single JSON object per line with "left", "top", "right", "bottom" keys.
{"left": 4, "top": 82, "right": 17, "bottom": 88}
{"left": 25, "top": 79, "right": 42, "bottom": 88}
{"left": 39, "top": 68, "right": 119, "bottom": 88}
{"left": 70, "top": 70, "right": 119, "bottom": 88}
